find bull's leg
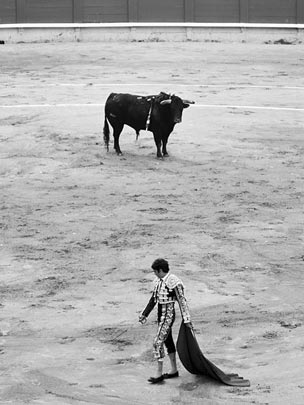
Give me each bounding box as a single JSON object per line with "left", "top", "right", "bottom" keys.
{"left": 113, "top": 124, "right": 124, "bottom": 155}
{"left": 153, "top": 131, "right": 163, "bottom": 158}
{"left": 162, "top": 134, "right": 170, "bottom": 157}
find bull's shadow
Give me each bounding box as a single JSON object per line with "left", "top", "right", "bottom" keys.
{"left": 101, "top": 135, "right": 205, "bottom": 174}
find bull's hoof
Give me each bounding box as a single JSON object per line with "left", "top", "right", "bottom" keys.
{"left": 163, "top": 153, "right": 169, "bottom": 157}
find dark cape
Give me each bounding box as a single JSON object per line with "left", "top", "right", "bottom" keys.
{"left": 177, "top": 321, "right": 250, "bottom": 387}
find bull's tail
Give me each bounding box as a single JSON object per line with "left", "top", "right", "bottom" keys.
{"left": 103, "top": 115, "right": 110, "bottom": 151}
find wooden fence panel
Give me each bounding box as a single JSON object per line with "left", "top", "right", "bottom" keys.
{"left": 297, "top": 0, "right": 304, "bottom": 23}
{"left": 0, "top": 0, "right": 304, "bottom": 25}
{"left": 193, "top": 0, "right": 240, "bottom": 22}
{"left": 0, "top": 0, "right": 16, "bottom": 23}
{"left": 248, "top": 0, "right": 297, "bottom": 23}
{"left": 82, "top": 0, "right": 128, "bottom": 23}
{"left": 137, "top": 0, "right": 185, "bottom": 22}
{"left": 21, "top": 0, "right": 73, "bottom": 23}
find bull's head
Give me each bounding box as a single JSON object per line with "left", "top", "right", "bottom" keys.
{"left": 160, "top": 95, "right": 195, "bottom": 123}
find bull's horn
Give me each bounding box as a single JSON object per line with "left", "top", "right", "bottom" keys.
{"left": 183, "top": 99, "right": 195, "bottom": 104}
{"left": 160, "top": 99, "right": 172, "bottom": 105}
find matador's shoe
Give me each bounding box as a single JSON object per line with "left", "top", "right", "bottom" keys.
{"left": 163, "top": 371, "right": 179, "bottom": 379}
{"left": 148, "top": 375, "right": 164, "bottom": 384}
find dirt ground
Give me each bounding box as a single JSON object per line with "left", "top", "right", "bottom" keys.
{"left": 1, "top": 41, "right": 304, "bottom": 405}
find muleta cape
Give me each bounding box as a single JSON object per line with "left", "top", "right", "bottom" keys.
{"left": 177, "top": 321, "right": 250, "bottom": 387}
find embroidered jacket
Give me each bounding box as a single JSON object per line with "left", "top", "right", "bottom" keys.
{"left": 142, "top": 273, "right": 191, "bottom": 323}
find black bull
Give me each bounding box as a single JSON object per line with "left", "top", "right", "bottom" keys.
{"left": 103, "top": 92, "right": 194, "bottom": 158}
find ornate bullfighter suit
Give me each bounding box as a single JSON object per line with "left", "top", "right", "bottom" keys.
{"left": 141, "top": 273, "right": 191, "bottom": 361}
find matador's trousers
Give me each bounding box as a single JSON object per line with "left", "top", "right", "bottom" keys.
{"left": 153, "top": 302, "right": 176, "bottom": 360}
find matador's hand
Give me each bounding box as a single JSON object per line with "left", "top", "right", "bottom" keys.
{"left": 185, "top": 321, "right": 193, "bottom": 329}
{"left": 138, "top": 315, "right": 147, "bottom": 324}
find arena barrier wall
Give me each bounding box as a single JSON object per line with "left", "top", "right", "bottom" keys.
{"left": 0, "top": 22, "right": 304, "bottom": 44}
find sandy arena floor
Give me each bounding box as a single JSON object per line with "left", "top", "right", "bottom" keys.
{"left": 0, "top": 41, "right": 304, "bottom": 404}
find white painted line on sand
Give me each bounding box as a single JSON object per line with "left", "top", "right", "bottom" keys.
{"left": 1, "top": 103, "right": 304, "bottom": 112}
{"left": 2, "top": 83, "right": 304, "bottom": 90}
{"left": 195, "top": 104, "right": 304, "bottom": 112}
{"left": 0, "top": 103, "right": 104, "bottom": 108}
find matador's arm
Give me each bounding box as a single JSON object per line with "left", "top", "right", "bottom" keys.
{"left": 141, "top": 294, "right": 156, "bottom": 318}
{"left": 175, "top": 284, "right": 191, "bottom": 323}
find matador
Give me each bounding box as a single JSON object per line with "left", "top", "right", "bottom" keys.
{"left": 139, "top": 258, "right": 192, "bottom": 384}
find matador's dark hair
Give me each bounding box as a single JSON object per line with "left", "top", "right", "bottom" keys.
{"left": 151, "top": 258, "right": 169, "bottom": 273}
